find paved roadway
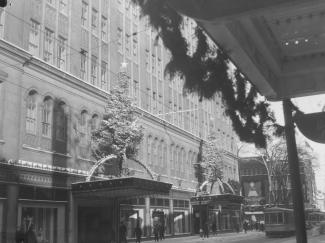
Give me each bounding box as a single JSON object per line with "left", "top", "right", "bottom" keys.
{"left": 144, "top": 231, "right": 325, "bottom": 243}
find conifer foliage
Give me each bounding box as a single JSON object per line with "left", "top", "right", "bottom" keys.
{"left": 131, "top": 0, "right": 281, "bottom": 148}
{"left": 91, "top": 70, "right": 144, "bottom": 175}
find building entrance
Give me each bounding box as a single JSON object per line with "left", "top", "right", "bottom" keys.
{"left": 77, "top": 205, "right": 115, "bottom": 243}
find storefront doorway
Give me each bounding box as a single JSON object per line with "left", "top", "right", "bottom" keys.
{"left": 77, "top": 205, "right": 115, "bottom": 243}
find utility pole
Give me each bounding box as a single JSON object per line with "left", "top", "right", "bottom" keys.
{"left": 283, "top": 99, "right": 307, "bottom": 243}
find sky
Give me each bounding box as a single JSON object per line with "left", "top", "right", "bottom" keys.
{"left": 270, "top": 94, "right": 325, "bottom": 193}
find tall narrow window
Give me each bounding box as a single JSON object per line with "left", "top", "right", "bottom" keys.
{"left": 0, "top": 8, "right": 5, "bottom": 38}
{"left": 91, "top": 55, "right": 98, "bottom": 86}
{"left": 81, "top": 1, "right": 88, "bottom": 27}
{"left": 57, "top": 36, "right": 66, "bottom": 70}
{"left": 29, "top": 20, "right": 40, "bottom": 56}
{"left": 125, "top": 33, "right": 131, "bottom": 57}
{"left": 26, "top": 91, "right": 37, "bottom": 135}
{"left": 90, "top": 114, "right": 99, "bottom": 131}
{"left": 133, "top": 80, "right": 139, "bottom": 104}
{"left": 42, "top": 97, "right": 53, "bottom": 138}
{"left": 91, "top": 8, "right": 98, "bottom": 34}
{"left": 80, "top": 110, "right": 88, "bottom": 145}
{"left": 147, "top": 136, "right": 152, "bottom": 165}
{"left": 132, "top": 31, "right": 138, "bottom": 60}
{"left": 101, "top": 16, "right": 108, "bottom": 41}
{"left": 145, "top": 49, "right": 150, "bottom": 72}
{"left": 151, "top": 53, "right": 156, "bottom": 74}
{"left": 59, "top": 0, "right": 68, "bottom": 15}
{"left": 117, "top": 27, "right": 123, "bottom": 53}
{"left": 101, "top": 61, "right": 108, "bottom": 90}
{"left": 44, "top": 28, "right": 54, "bottom": 63}
{"left": 80, "top": 49, "right": 88, "bottom": 80}
{"left": 55, "top": 102, "right": 67, "bottom": 142}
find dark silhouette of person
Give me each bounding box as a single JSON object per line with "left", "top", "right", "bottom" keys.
{"left": 135, "top": 224, "right": 142, "bottom": 243}
{"left": 243, "top": 221, "right": 248, "bottom": 233}
{"left": 15, "top": 226, "right": 25, "bottom": 243}
{"left": 159, "top": 223, "right": 165, "bottom": 240}
{"left": 153, "top": 224, "right": 159, "bottom": 242}
{"left": 211, "top": 221, "right": 217, "bottom": 235}
{"left": 119, "top": 222, "right": 127, "bottom": 243}
{"left": 203, "top": 222, "right": 209, "bottom": 238}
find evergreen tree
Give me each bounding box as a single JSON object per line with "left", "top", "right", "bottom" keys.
{"left": 91, "top": 68, "right": 144, "bottom": 177}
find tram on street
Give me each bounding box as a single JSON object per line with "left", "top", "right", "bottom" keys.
{"left": 264, "top": 207, "right": 295, "bottom": 237}
{"left": 305, "top": 208, "right": 325, "bottom": 229}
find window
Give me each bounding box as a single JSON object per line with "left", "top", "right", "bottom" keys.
{"left": 152, "top": 91, "right": 157, "bottom": 113}
{"left": 147, "top": 136, "right": 152, "bottom": 165}
{"left": 132, "top": 30, "right": 138, "bottom": 59}
{"left": 55, "top": 102, "right": 67, "bottom": 142}
{"left": 117, "top": 27, "right": 123, "bottom": 53}
{"left": 57, "top": 36, "right": 66, "bottom": 70}
{"left": 101, "top": 61, "right": 108, "bottom": 90}
{"left": 101, "top": 16, "right": 108, "bottom": 41}
{"left": 59, "top": 0, "right": 68, "bottom": 14}
{"left": 0, "top": 8, "right": 5, "bottom": 38}
{"left": 146, "top": 88, "right": 151, "bottom": 111}
{"left": 132, "top": 80, "right": 139, "bottom": 104}
{"left": 90, "top": 114, "right": 99, "bottom": 131}
{"left": 26, "top": 91, "right": 37, "bottom": 135}
{"left": 91, "top": 55, "right": 98, "bottom": 86}
{"left": 29, "top": 20, "right": 40, "bottom": 56}
{"left": 81, "top": 1, "right": 88, "bottom": 27}
{"left": 125, "top": 33, "right": 131, "bottom": 57}
{"left": 151, "top": 53, "right": 156, "bottom": 74}
{"left": 145, "top": 49, "right": 150, "bottom": 72}
{"left": 44, "top": 28, "right": 54, "bottom": 63}
{"left": 80, "top": 50, "right": 88, "bottom": 81}
{"left": 91, "top": 8, "right": 98, "bottom": 34}
{"left": 80, "top": 110, "right": 88, "bottom": 145}
{"left": 157, "top": 58, "right": 162, "bottom": 80}
{"left": 47, "top": 0, "right": 56, "bottom": 5}
{"left": 42, "top": 97, "right": 53, "bottom": 138}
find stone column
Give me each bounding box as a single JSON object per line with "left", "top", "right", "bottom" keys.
{"left": 145, "top": 196, "right": 151, "bottom": 237}
{"left": 6, "top": 184, "right": 19, "bottom": 243}
{"left": 67, "top": 191, "right": 75, "bottom": 243}
{"left": 169, "top": 199, "right": 174, "bottom": 235}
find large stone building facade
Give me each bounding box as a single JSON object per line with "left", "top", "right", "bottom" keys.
{"left": 0, "top": 1, "right": 239, "bottom": 242}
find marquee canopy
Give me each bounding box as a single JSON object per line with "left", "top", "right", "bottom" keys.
{"left": 168, "top": 0, "right": 325, "bottom": 100}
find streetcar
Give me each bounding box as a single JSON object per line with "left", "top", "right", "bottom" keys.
{"left": 264, "top": 207, "right": 295, "bottom": 237}
{"left": 305, "top": 208, "right": 325, "bottom": 229}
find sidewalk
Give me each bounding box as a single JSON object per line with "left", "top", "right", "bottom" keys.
{"left": 141, "top": 231, "right": 261, "bottom": 243}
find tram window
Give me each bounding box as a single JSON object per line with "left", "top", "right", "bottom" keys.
{"left": 265, "top": 214, "right": 270, "bottom": 224}
{"left": 278, "top": 213, "right": 283, "bottom": 224}
{"left": 270, "top": 213, "right": 277, "bottom": 224}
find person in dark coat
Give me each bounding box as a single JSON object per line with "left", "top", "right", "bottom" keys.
{"left": 15, "top": 226, "right": 25, "bottom": 243}
{"left": 243, "top": 221, "right": 248, "bottom": 233}
{"left": 153, "top": 224, "right": 159, "bottom": 242}
{"left": 119, "top": 222, "right": 127, "bottom": 243}
{"left": 203, "top": 222, "right": 209, "bottom": 238}
{"left": 135, "top": 224, "right": 142, "bottom": 243}
{"left": 159, "top": 223, "right": 165, "bottom": 240}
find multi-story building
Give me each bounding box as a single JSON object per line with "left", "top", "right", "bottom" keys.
{"left": 239, "top": 156, "right": 317, "bottom": 223}
{"left": 0, "top": 1, "right": 239, "bottom": 242}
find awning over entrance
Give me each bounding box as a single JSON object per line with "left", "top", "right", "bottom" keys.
{"left": 168, "top": 0, "right": 325, "bottom": 100}
{"left": 190, "top": 194, "right": 244, "bottom": 205}
{"left": 72, "top": 177, "right": 172, "bottom": 199}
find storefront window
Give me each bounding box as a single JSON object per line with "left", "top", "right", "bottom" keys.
{"left": 19, "top": 207, "right": 58, "bottom": 243}
{"left": 150, "top": 208, "right": 171, "bottom": 236}
{"left": 173, "top": 210, "right": 189, "bottom": 234}
{"left": 120, "top": 206, "right": 145, "bottom": 239}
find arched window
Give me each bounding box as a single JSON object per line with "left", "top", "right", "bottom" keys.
{"left": 180, "top": 148, "right": 185, "bottom": 175}
{"left": 55, "top": 101, "right": 67, "bottom": 141}
{"left": 90, "top": 114, "right": 99, "bottom": 131}
{"left": 158, "top": 140, "right": 163, "bottom": 167}
{"left": 26, "top": 90, "right": 38, "bottom": 134}
{"left": 163, "top": 142, "right": 167, "bottom": 173}
{"left": 170, "top": 144, "right": 174, "bottom": 171}
{"left": 177, "top": 147, "right": 182, "bottom": 176}
{"left": 41, "top": 96, "right": 53, "bottom": 137}
{"left": 151, "top": 138, "right": 158, "bottom": 166}
{"left": 80, "top": 110, "right": 88, "bottom": 145}
{"left": 188, "top": 150, "right": 192, "bottom": 179}
{"left": 147, "top": 136, "right": 152, "bottom": 165}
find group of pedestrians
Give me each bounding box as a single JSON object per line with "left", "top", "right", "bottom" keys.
{"left": 200, "top": 222, "right": 210, "bottom": 239}
{"left": 153, "top": 223, "right": 165, "bottom": 242}
{"left": 243, "top": 220, "right": 264, "bottom": 233}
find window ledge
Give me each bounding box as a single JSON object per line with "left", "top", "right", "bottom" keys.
{"left": 0, "top": 139, "right": 5, "bottom": 144}
{"left": 22, "top": 144, "right": 72, "bottom": 158}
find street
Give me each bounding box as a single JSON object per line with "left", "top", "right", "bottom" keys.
{"left": 144, "top": 231, "right": 325, "bottom": 243}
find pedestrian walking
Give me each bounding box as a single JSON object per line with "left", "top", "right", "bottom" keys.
{"left": 159, "top": 223, "right": 165, "bottom": 240}
{"left": 211, "top": 222, "right": 217, "bottom": 235}
{"left": 135, "top": 224, "right": 142, "bottom": 243}
{"left": 203, "top": 222, "right": 209, "bottom": 238}
{"left": 153, "top": 224, "right": 159, "bottom": 242}
{"left": 243, "top": 221, "right": 248, "bottom": 234}
{"left": 119, "top": 222, "right": 127, "bottom": 243}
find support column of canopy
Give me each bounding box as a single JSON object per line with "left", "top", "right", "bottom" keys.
{"left": 283, "top": 99, "right": 307, "bottom": 243}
